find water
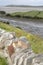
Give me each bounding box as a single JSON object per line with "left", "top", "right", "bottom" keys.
{"left": 0, "top": 6, "right": 43, "bottom": 13}
{"left": 0, "top": 17, "right": 43, "bottom": 37}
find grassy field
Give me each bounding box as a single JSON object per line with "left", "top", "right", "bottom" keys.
{"left": 10, "top": 11, "right": 38, "bottom": 17}
{"left": 0, "top": 56, "right": 8, "bottom": 65}
{"left": 37, "top": 11, "right": 43, "bottom": 18}
{"left": 1, "top": 10, "right": 43, "bottom": 19}
{"left": 0, "top": 22, "right": 43, "bottom": 54}
{"left": 10, "top": 11, "right": 43, "bottom": 19}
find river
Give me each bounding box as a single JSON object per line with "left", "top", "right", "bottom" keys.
{"left": 0, "top": 17, "right": 43, "bottom": 37}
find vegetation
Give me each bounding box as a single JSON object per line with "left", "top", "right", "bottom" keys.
{"left": 37, "top": 11, "right": 43, "bottom": 19}
{"left": 3, "top": 21, "right": 10, "bottom": 24}
{"left": 27, "top": 34, "right": 43, "bottom": 53}
{"left": 10, "top": 11, "right": 43, "bottom": 19}
{"left": 6, "top": 14, "right": 11, "bottom": 17}
{"left": 0, "top": 11, "right": 6, "bottom": 15}
{"left": 0, "top": 56, "right": 8, "bottom": 65}
{"left": 0, "top": 22, "right": 27, "bottom": 37}
{"left": 16, "top": 26, "right": 22, "bottom": 29}
{"left": 1, "top": 11, "right": 43, "bottom": 19}
{"left": 0, "top": 22, "right": 43, "bottom": 54}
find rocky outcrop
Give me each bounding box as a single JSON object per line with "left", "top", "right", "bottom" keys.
{"left": 0, "top": 28, "right": 43, "bottom": 65}
{"left": 32, "top": 54, "right": 43, "bottom": 65}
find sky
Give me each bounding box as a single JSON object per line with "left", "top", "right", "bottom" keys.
{"left": 0, "top": 0, "right": 43, "bottom": 6}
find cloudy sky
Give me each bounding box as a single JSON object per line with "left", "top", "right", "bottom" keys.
{"left": 0, "top": 0, "right": 43, "bottom": 6}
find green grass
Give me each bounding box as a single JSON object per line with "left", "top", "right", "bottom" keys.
{"left": 0, "top": 56, "right": 8, "bottom": 65}
{"left": 11, "top": 11, "right": 39, "bottom": 18}
{"left": 1, "top": 11, "right": 43, "bottom": 19}
{"left": 37, "top": 11, "right": 43, "bottom": 18}
{"left": 0, "top": 22, "right": 43, "bottom": 54}
{"left": 0, "top": 22, "right": 27, "bottom": 37}
{"left": 23, "top": 11, "right": 39, "bottom": 17}
{"left": 11, "top": 12, "right": 24, "bottom": 17}
{"left": 10, "top": 11, "right": 43, "bottom": 19}
{"left": 27, "top": 34, "right": 43, "bottom": 53}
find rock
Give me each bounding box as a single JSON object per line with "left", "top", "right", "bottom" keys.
{"left": 2, "top": 32, "right": 13, "bottom": 40}
{"left": 10, "top": 32, "right": 16, "bottom": 38}
{"left": 13, "top": 53, "right": 24, "bottom": 65}
{"left": 7, "top": 44, "right": 15, "bottom": 57}
{"left": 0, "top": 28, "right": 5, "bottom": 37}
{"left": 4, "top": 39, "right": 13, "bottom": 47}
{"left": 0, "top": 42, "right": 4, "bottom": 49}
{"left": 12, "top": 48, "right": 35, "bottom": 65}
{"left": 18, "top": 49, "right": 33, "bottom": 65}
{"left": 19, "top": 36, "right": 29, "bottom": 44}
{"left": 23, "top": 52, "right": 36, "bottom": 65}
{"left": 18, "top": 36, "right": 30, "bottom": 48}
{"left": 32, "top": 54, "right": 43, "bottom": 65}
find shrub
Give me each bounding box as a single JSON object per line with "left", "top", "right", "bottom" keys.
{"left": 6, "top": 14, "right": 11, "bottom": 17}
{"left": 16, "top": 26, "right": 22, "bottom": 29}
{"left": 3, "top": 21, "right": 10, "bottom": 24}
{"left": 14, "top": 15, "right": 21, "bottom": 18}
{"left": 6, "top": 22, "right": 10, "bottom": 24}
{"left": 0, "top": 11, "right": 6, "bottom": 14}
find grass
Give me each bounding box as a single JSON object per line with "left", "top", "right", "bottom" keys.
{"left": 27, "top": 34, "right": 43, "bottom": 53}
{"left": 0, "top": 22, "right": 27, "bottom": 37}
{"left": 1, "top": 11, "right": 43, "bottom": 19}
{"left": 0, "top": 56, "right": 8, "bottom": 65}
{"left": 23, "top": 11, "right": 39, "bottom": 17}
{"left": 11, "top": 11, "right": 39, "bottom": 18}
{"left": 10, "top": 11, "right": 43, "bottom": 19}
{"left": 11, "top": 12, "right": 24, "bottom": 17}
{"left": 0, "top": 22, "right": 43, "bottom": 54}
{"left": 37, "top": 11, "right": 43, "bottom": 18}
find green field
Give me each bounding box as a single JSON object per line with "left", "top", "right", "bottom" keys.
{"left": 0, "top": 57, "right": 8, "bottom": 65}
{"left": 0, "top": 22, "right": 43, "bottom": 54}
{"left": 10, "top": 11, "right": 39, "bottom": 17}
{"left": 1, "top": 10, "right": 43, "bottom": 19}
{"left": 10, "top": 11, "right": 43, "bottom": 19}
{"left": 37, "top": 11, "right": 43, "bottom": 18}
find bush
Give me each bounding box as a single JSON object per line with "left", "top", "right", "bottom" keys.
{"left": 23, "top": 16, "right": 33, "bottom": 19}
{"left": 3, "top": 21, "right": 10, "bottom": 24}
{"left": 6, "top": 22, "right": 10, "bottom": 24}
{"left": 0, "top": 11, "right": 6, "bottom": 14}
{"left": 14, "top": 15, "right": 21, "bottom": 18}
{"left": 16, "top": 26, "right": 22, "bottom": 29}
{"left": 6, "top": 14, "right": 11, "bottom": 17}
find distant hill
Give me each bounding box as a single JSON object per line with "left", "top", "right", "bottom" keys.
{"left": 6, "top": 5, "right": 43, "bottom": 7}
{"left": 6, "top": 5, "right": 31, "bottom": 7}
